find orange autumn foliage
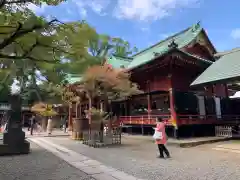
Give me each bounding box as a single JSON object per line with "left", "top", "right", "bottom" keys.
{"left": 81, "top": 64, "right": 142, "bottom": 100}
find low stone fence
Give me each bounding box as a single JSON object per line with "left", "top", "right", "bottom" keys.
{"left": 215, "top": 126, "right": 232, "bottom": 137}
{"left": 82, "top": 127, "right": 122, "bottom": 148}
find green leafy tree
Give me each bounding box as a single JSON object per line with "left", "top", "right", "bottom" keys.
{"left": 0, "top": 0, "right": 65, "bottom": 9}
{"left": 0, "top": 0, "right": 89, "bottom": 105}
{"left": 67, "top": 25, "right": 138, "bottom": 74}
{"left": 0, "top": 0, "right": 139, "bottom": 108}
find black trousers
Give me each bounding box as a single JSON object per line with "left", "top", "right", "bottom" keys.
{"left": 157, "top": 144, "right": 170, "bottom": 157}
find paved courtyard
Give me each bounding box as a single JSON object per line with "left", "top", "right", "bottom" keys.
{"left": 0, "top": 143, "right": 93, "bottom": 180}
{"left": 22, "top": 128, "right": 69, "bottom": 137}
{"left": 36, "top": 136, "right": 240, "bottom": 180}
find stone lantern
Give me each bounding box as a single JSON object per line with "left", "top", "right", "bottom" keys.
{"left": 0, "top": 89, "right": 30, "bottom": 155}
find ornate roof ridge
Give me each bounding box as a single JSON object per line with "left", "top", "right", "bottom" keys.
{"left": 130, "top": 23, "right": 202, "bottom": 58}
{"left": 214, "top": 48, "right": 240, "bottom": 58}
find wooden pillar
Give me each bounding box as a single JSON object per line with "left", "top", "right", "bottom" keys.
{"left": 169, "top": 88, "right": 178, "bottom": 139}
{"left": 147, "top": 80, "right": 151, "bottom": 120}
{"left": 224, "top": 84, "right": 229, "bottom": 98}
{"left": 147, "top": 94, "right": 151, "bottom": 119}
{"left": 100, "top": 101, "right": 104, "bottom": 112}
{"left": 68, "top": 105, "right": 73, "bottom": 131}
{"left": 75, "top": 103, "right": 78, "bottom": 118}
{"left": 141, "top": 116, "right": 144, "bottom": 135}
{"left": 125, "top": 100, "right": 128, "bottom": 116}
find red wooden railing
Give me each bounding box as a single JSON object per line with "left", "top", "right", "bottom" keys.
{"left": 178, "top": 114, "right": 240, "bottom": 125}
{"left": 119, "top": 114, "right": 240, "bottom": 126}
{"left": 119, "top": 114, "right": 171, "bottom": 126}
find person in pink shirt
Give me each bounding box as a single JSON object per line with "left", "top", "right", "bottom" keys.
{"left": 155, "top": 117, "right": 170, "bottom": 158}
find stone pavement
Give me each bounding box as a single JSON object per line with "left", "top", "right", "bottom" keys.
{"left": 36, "top": 136, "right": 240, "bottom": 180}
{"left": 23, "top": 128, "right": 69, "bottom": 137}
{"left": 29, "top": 137, "right": 144, "bottom": 180}
{"left": 213, "top": 140, "right": 240, "bottom": 153}
{"left": 122, "top": 134, "right": 229, "bottom": 147}
{"left": 0, "top": 142, "right": 93, "bottom": 180}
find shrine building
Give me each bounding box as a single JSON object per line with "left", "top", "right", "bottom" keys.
{"left": 66, "top": 23, "right": 240, "bottom": 138}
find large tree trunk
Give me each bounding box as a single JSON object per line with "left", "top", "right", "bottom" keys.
{"left": 72, "top": 118, "right": 83, "bottom": 140}
{"left": 103, "top": 96, "right": 112, "bottom": 133}
{"left": 72, "top": 102, "right": 83, "bottom": 140}
{"left": 88, "top": 96, "right": 92, "bottom": 140}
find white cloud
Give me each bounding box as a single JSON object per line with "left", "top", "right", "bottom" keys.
{"left": 27, "top": 2, "right": 47, "bottom": 14}
{"left": 28, "top": 0, "right": 200, "bottom": 22}
{"left": 89, "top": 0, "right": 110, "bottom": 14}
{"left": 11, "top": 80, "right": 20, "bottom": 94}
{"left": 141, "top": 27, "right": 150, "bottom": 32}
{"left": 66, "top": 8, "right": 74, "bottom": 15}
{"left": 114, "top": 0, "right": 200, "bottom": 21}
{"left": 231, "top": 28, "right": 240, "bottom": 39}
{"left": 74, "top": 0, "right": 110, "bottom": 18}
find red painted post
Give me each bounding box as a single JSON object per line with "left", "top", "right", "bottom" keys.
{"left": 169, "top": 88, "right": 178, "bottom": 138}
{"left": 147, "top": 94, "right": 151, "bottom": 119}
{"left": 224, "top": 84, "right": 229, "bottom": 97}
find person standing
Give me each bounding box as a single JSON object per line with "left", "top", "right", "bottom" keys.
{"left": 155, "top": 117, "right": 171, "bottom": 159}
{"left": 30, "top": 115, "right": 36, "bottom": 135}
{"left": 47, "top": 116, "right": 53, "bottom": 135}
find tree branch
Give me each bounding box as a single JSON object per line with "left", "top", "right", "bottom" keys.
{"left": 0, "top": 0, "right": 33, "bottom": 9}
{"left": 28, "top": 56, "right": 59, "bottom": 63}
{"left": 0, "top": 19, "right": 59, "bottom": 50}
{"left": 5, "top": 0, "right": 33, "bottom": 5}
{"left": 0, "top": 53, "right": 59, "bottom": 64}
{"left": 39, "top": 43, "right": 70, "bottom": 54}
{"left": 0, "top": 22, "right": 22, "bottom": 49}
{"left": 22, "top": 40, "right": 39, "bottom": 57}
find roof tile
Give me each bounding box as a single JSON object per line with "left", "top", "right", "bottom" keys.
{"left": 67, "top": 23, "right": 208, "bottom": 84}
{"left": 191, "top": 49, "right": 240, "bottom": 86}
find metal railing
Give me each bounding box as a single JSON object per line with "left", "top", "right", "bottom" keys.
{"left": 215, "top": 126, "right": 232, "bottom": 137}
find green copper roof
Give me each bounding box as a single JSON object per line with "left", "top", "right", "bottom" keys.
{"left": 191, "top": 49, "right": 240, "bottom": 86}
{"left": 67, "top": 23, "right": 209, "bottom": 84}
{"left": 128, "top": 24, "right": 202, "bottom": 69}
{"left": 65, "top": 74, "right": 82, "bottom": 84}
{"left": 105, "top": 23, "right": 203, "bottom": 70}
{"left": 107, "top": 55, "right": 132, "bottom": 69}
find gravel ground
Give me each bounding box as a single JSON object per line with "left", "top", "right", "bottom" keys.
{"left": 0, "top": 142, "right": 94, "bottom": 180}
{"left": 43, "top": 136, "right": 240, "bottom": 180}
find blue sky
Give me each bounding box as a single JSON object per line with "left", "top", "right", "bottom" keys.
{"left": 29, "top": 0, "right": 240, "bottom": 52}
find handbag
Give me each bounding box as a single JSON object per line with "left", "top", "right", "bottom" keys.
{"left": 153, "top": 130, "right": 163, "bottom": 140}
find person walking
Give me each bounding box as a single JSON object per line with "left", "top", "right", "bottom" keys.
{"left": 36, "top": 122, "right": 42, "bottom": 135}
{"left": 154, "top": 117, "right": 171, "bottom": 159}
{"left": 27, "top": 116, "right": 31, "bottom": 131}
